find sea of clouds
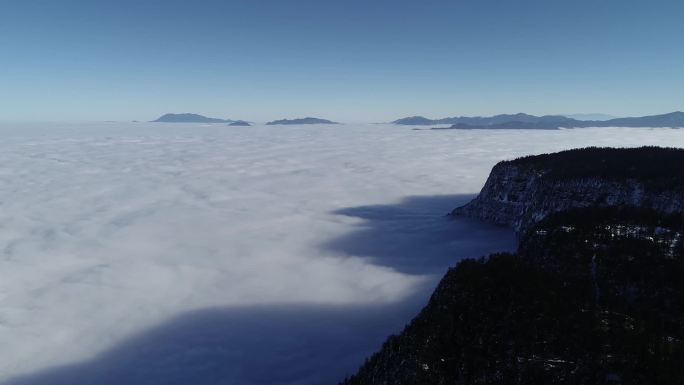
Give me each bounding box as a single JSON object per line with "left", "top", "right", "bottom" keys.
{"left": 1, "top": 122, "right": 683, "bottom": 384}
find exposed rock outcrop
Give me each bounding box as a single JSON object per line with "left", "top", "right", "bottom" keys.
{"left": 452, "top": 147, "right": 684, "bottom": 234}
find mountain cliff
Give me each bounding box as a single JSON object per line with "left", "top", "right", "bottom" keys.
{"left": 452, "top": 147, "right": 684, "bottom": 234}
{"left": 341, "top": 147, "right": 684, "bottom": 385}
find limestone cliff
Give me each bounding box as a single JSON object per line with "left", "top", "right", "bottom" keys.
{"left": 452, "top": 147, "right": 684, "bottom": 234}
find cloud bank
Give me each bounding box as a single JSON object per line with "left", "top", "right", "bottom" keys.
{"left": 1, "top": 123, "right": 683, "bottom": 383}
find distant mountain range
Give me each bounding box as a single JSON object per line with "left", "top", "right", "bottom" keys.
{"left": 152, "top": 113, "right": 233, "bottom": 123}
{"left": 151, "top": 112, "right": 684, "bottom": 128}
{"left": 266, "top": 117, "right": 339, "bottom": 125}
{"left": 151, "top": 114, "right": 341, "bottom": 125}
{"left": 395, "top": 111, "right": 684, "bottom": 129}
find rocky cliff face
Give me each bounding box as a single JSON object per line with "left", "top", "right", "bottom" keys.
{"left": 452, "top": 147, "right": 684, "bottom": 234}
{"left": 341, "top": 147, "right": 684, "bottom": 385}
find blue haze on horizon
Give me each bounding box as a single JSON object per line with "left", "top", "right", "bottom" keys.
{"left": 1, "top": 0, "right": 683, "bottom": 122}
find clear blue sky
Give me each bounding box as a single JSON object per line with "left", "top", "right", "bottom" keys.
{"left": 1, "top": 0, "right": 683, "bottom": 122}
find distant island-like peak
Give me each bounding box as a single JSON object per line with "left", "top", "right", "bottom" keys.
{"left": 228, "top": 120, "right": 251, "bottom": 126}
{"left": 392, "top": 116, "right": 435, "bottom": 125}
{"left": 152, "top": 113, "right": 232, "bottom": 123}
{"left": 266, "top": 117, "right": 339, "bottom": 125}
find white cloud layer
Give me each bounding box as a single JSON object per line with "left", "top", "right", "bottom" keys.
{"left": 1, "top": 123, "right": 683, "bottom": 384}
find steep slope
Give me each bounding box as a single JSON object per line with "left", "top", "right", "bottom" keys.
{"left": 342, "top": 207, "right": 684, "bottom": 385}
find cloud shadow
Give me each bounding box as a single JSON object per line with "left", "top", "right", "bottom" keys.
{"left": 6, "top": 302, "right": 425, "bottom": 385}
{"left": 324, "top": 194, "right": 516, "bottom": 275}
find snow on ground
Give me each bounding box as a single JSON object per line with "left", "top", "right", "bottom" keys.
{"left": 0, "top": 123, "right": 682, "bottom": 384}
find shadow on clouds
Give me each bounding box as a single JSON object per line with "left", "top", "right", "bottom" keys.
{"left": 325, "top": 194, "right": 516, "bottom": 275}
{"left": 7, "top": 302, "right": 424, "bottom": 385}
{"left": 8, "top": 195, "right": 515, "bottom": 385}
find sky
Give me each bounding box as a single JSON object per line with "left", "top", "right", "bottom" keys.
{"left": 1, "top": 0, "right": 683, "bottom": 122}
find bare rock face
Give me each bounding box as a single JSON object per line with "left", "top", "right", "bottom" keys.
{"left": 452, "top": 147, "right": 684, "bottom": 234}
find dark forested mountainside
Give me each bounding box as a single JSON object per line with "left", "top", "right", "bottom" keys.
{"left": 342, "top": 207, "right": 684, "bottom": 385}
{"left": 504, "top": 146, "right": 684, "bottom": 184}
